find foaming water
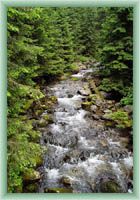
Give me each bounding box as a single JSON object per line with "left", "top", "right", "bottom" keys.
{"left": 39, "top": 68, "right": 133, "bottom": 193}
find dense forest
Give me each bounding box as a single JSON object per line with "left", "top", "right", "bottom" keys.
{"left": 7, "top": 7, "right": 133, "bottom": 193}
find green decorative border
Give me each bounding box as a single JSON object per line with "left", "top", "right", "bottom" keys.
{"left": 0, "top": 0, "right": 139, "bottom": 199}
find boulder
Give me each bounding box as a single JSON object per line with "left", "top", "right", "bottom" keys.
{"left": 60, "top": 176, "right": 72, "bottom": 186}
{"left": 24, "top": 183, "right": 38, "bottom": 192}
{"left": 77, "top": 89, "right": 91, "bottom": 96}
{"left": 81, "top": 101, "right": 92, "bottom": 110}
{"left": 90, "top": 105, "right": 97, "bottom": 112}
{"left": 92, "top": 114, "right": 100, "bottom": 120}
{"left": 104, "top": 109, "right": 112, "bottom": 114}
{"left": 23, "top": 169, "right": 41, "bottom": 182}
{"left": 38, "top": 119, "right": 47, "bottom": 127}
{"left": 68, "top": 94, "right": 73, "bottom": 98}
{"left": 123, "top": 105, "right": 133, "bottom": 114}
{"left": 94, "top": 172, "right": 127, "bottom": 193}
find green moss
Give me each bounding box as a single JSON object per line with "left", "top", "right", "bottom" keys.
{"left": 25, "top": 183, "right": 38, "bottom": 192}
{"left": 100, "top": 181, "right": 122, "bottom": 193}
{"left": 105, "top": 109, "right": 132, "bottom": 129}
{"left": 71, "top": 77, "right": 80, "bottom": 81}
{"left": 23, "top": 169, "right": 41, "bottom": 181}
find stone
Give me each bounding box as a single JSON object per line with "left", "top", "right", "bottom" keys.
{"left": 77, "top": 88, "right": 91, "bottom": 96}
{"left": 104, "top": 109, "right": 112, "bottom": 114}
{"left": 123, "top": 105, "right": 133, "bottom": 114}
{"left": 94, "top": 172, "right": 126, "bottom": 193}
{"left": 35, "top": 156, "right": 43, "bottom": 167}
{"left": 23, "top": 169, "right": 41, "bottom": 182}
{"left": 100, "top": 91, "right": 108, "bottom": 99}
{"left": 90, "top": 105, "right": 97, "bottom": 112}
{"left": 96, "top": 100, "right": 102, "bottom": 106}
{"left": 99, "top": 181, "right": 122, "bottom": 193}
{"left": 60, "top": 176, "right": 72, "bottom": 186}
{"left": 81, "top": 101, "right": 92, "bottom": 110}
{"left": 99, "top": 139, "right": 108, "bottom": 147}
{"left": 101, "top": 114, "right": 111, "bottom": 120}
{"left": 92, "top": 114, "right": 100, "bottom": 120}
{"left": 68, "top": 94, "right": 73, "bottom": 98}
{"left": 38, "top": 118, "right": 47, "bottom": 127}
{"left": 24, "top": 183, "right": 38, "bottom": 192}
{"left": 42, "top": 114, "right": 53, "bottom": 123}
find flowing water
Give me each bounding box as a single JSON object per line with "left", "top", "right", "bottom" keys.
{"left": 38, "top": 69, "right": 133, "bottom": 193}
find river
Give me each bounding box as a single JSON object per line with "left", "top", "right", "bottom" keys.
{"left": 38, "top": 68, "right": 133, "bottom": 193}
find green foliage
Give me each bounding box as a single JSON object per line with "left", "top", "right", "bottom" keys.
{"left": 8, "top": 118, "right": 42, "bottom": 192}
{"left": 105, "top": 110, "right": 132, "bottom": 129}
{"left": 120, "top": 86, "right": 133, "bottom": 105}
{"left": 97, "top": 8, "right": 133, "bottom": 103}
{"left": 99, "top": 78, "right": 124, "bottom": 93}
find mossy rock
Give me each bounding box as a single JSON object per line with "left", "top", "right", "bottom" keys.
{"left": 60, "top": 176, "right": 72, "bottom": 186}
{"left": 15, "top": 185, "right": 23, "bottom": 193}
{"left": 24, "top": 183, "right": 38, "bottom": 192}
{"left": 45, "top": 188, "right": 73, "bottom": 193}
{"left": 49, "top": 96, "right": 57, "bottom": 103}
{"left": 104, "top": 121, "right": 116, "bottom": 127}
{"left": 99, "top": 181, "right": 122, "bottom": 193}
{"left": 41, "top": 104, "right": 48, "bottom": 109}
{"left": 35, "top": 109, "right": 43, "bottom": 116}
{"left": 42, "top": 114, "right": 53, "bottom": 123}
{"left": 29, "top": 130, "right": 40, "bottom": 142}
{"left": 23, "top": 169, "right": 41, "bottom": 182}
{"left": 71, "top": 77, "right": 80, "bottom": 81}
{"left": 35, "top": 156, "right": 43, "bottom": 167}
{"left": 81, "top": 101, "right": 92, "bottom": 110}
{"left": 23, "top": 99, "right": 34, "bottom": 110}
{"left": 87, "top": 94, "right": 97, "bottom": 103}
{"left": 38, "top": 119, "right": 48, "bottom": 127}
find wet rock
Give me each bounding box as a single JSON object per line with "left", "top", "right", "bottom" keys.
{"left": 77, "top": 89, "right": 91, "bottom": 96}
{"left": 123, "top": 105, "right": 133, "bottom": 114}
{"left": 79, "top": 150, "right": 90, "bottom": 161}
{"left": 63, "top": 155, "right": 71, "bottom": 162}
{"left": 119, "top": 137, "right": 129, "bottom": 148}
{"left": 98, "top": 180, "right": 122, "bottom": 193}
{"left": 114, "top": 101, "right": 120, "bottom": 106}
{"left": 23, "top": 169, "right": 41, "bottom": 182}
{"left": 24, "top": 183, "right": 38, "bottom": 192}
{"left": 82, "top": 101, "right": 92, "bottom": 110}
{"left": 104, "top": 121, "right": 115, "bottom": 127}
{"left": 104, "top": 109, "right": 112, "bottom": 114}
{"left": 101, "top": 113, "right": 112, "bottom": 120}
{"left": 38, "top": 119, "right": 48, "bottom": 127}
{"left": 94, "top": 172, "right": 126, "bottom": 193}
{"left": 99, "top": 139, "right": 108, "bottom": 148}
{"left": 92, "top": 114, "right": 100, "bottom": 120}
{"left": 100, "top": 91, "right": 108, "bottom": 99}
{"left": 42, "top": 114, "right": 53, "bottom": 123}
{"left": 96, "top": 100, "right": 103, "bottom": 106}
{"left": 60, "top": 176, "right": 72, "bottom": 186}
{"left": 90, "top": 105, "right": 97, "bottom": 112}
{"left": 35, "top": 109, "right": 43, "bottom": 117}
{"left": 35, "top": 156, "right": 43, "bottom": 167}
{"left": 68, "top": 94, "right": 73, "bottom": 98}
{"left": 87, "top": 94, "right": 97, "bottom": 102}
{"left": 45, "top": 188, "right": 73, "bottom": 193}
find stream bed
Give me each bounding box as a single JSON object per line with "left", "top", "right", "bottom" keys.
{"left": 38, "top": 68, "right": 133, "bottom": 193}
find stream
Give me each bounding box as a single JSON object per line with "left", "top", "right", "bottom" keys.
{"left": 38, "top": 68, "right": 133, "bottom": 193}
